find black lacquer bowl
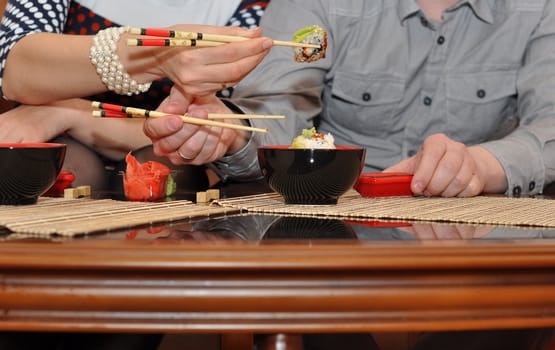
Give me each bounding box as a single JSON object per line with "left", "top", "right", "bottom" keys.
{"left": 258, "top": 146, "right": 366, "bottom": 205}
{"left": 0, "top": 143, "right": 66, "bottom": 205}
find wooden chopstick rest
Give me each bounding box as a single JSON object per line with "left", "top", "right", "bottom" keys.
{"left": 196, "top": 189, "right": 221, "bottom": 204}
{"left": 64, "top": 185, "right": 91, "bottom": 199}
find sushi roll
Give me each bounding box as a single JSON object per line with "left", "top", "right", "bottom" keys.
{"left": 292, "top": 25, "right": 327, "bottom": 63}
{"left": 291, "top": 127, "right": 336, "bottom": 149}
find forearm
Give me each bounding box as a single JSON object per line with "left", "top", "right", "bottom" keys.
{"left": 2, "top": 32, "right": 160, "bottom": 104}
{"left": 74, "top": 118, "right": 150, "bottom": 160}
{"left": 4, "top": 98, "right": 152, "bottom": 160}
{"left": 57, "top": 99, "right": 151, "bottom": 160}
{"left": 3, "top": 33, "right": 103, "bottom": 103}
{"left": 479, "top": 119, "right": 555, "bottom": 196}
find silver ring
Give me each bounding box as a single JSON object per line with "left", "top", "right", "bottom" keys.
{"left": 177, "top": 150, "right": 194, "bottom": 161}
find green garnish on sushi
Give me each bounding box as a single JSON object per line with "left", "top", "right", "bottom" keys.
{"left": 293, "top": 26, "right": 324, "bottom": 43}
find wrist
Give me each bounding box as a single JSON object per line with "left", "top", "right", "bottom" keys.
{"left": 469, "top": 146, "right": 508, "bottom": 194}
{"left": 48, "top": 98, "right": 93, "bottom": 133}
{"left": 117, "top": 31, "right": 164, "bottom": 83}
{"left": 219, "top": 99, "right": 250, "bottom": 154}
{"left": 89, "top": 27, "right": 152, "bottom": 95}
{"left": 228, "top": 129, "right": 251, "bottom": 154}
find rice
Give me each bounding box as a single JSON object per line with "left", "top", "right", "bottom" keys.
{"left": 290, "top": 127, "right": 336, "bottom": 149}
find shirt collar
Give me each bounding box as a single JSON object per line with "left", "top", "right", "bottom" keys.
{"left": 397, "top": 0, "right": 421, "bottom": 23}
{"left": 397, "top": 0, "right": 494, "bottom": 25}
{"left": 451, "top": 0, "right": 495, "bottom": 24}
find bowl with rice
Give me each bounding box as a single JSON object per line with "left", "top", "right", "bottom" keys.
{"left": 258, "top": 128, "right": 365, "bottom": 205}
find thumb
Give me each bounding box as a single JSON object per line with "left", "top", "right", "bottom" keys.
{"left": 143, "top": 114, "right": 183, "bottom": 141}
{"left": 157, "top": 86, "right": 191, "bottom": 115}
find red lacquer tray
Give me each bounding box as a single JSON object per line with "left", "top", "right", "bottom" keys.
{"left": 354, "top": 172, "right": 413, "bottom": 197}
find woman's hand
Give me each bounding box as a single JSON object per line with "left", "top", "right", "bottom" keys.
{"left": 385, "top": 133, "right": 507, "bottom": 197}
{"left": 123, "top": 25, "right": 273, "bottom": 97}
{"left": 0, "top": 99, "right": 151, "bottom": 160}
{"left": 144, "top": 86, "right": 249, "bottom": 165}
{"left": 0, "top": 103, "right": 73, "bottom": 143}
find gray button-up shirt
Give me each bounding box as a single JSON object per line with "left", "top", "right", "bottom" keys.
{"left": 215, "top": 0, "right": 555, "bottom": 196}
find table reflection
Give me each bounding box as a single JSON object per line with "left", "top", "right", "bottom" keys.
{"left": 86, "top": 214, "right": 555, "bottom": 244}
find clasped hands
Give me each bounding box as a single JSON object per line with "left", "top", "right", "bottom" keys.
{"left": 144, "top": 87, "right": 248, "bottom": 165}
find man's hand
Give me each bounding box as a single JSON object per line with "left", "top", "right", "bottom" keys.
{"left": 385, "top": 133, "right": 507, "bottom": 197}
{"left": 400, "top": 222, "right": 494, "bottom": 240}
{"left": 144, "top": 87, "right": 249, "bottom": 165}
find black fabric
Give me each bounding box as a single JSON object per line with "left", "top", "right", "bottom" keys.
{"left": 0, "top": 332, "right": 163, "bottom": 350}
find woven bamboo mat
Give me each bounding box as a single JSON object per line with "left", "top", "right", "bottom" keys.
{"left": 213, "top": 192, "right": 555, "bottom": 228}
{"left": 0, "top": 197, "right": 237, "bottom": 237}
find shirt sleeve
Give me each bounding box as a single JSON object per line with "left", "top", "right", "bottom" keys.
{"left": 211, "top": 0, "right": 330, "bottom": 182}
{"left": 0, "top": 0, "right": 70, "bottom": 97}
{"left": 209, "top": 128, "right": 264, "bottom": 182}
{"left": 480, "top": 0, "right": 555, "bottom": 196}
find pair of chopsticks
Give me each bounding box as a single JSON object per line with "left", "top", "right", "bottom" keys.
{"left": 125, "top": 27, "right": 321, "bottom": 49}
{"left": 91, "top": 101, "right": 285, "bottom": 133}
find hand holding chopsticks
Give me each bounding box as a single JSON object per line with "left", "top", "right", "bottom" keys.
{"left": 91, "top": 101, "right": 285, "bottom": 133}
{"left": 126, "top": 27, "right": 322, "bottom": 49}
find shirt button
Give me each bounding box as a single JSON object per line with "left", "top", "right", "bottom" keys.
{"left": 529, "top": 181, "right": 536, "bottom": 191}
{"left": 437, "top": 36, "right": 445, "bottom": 45}
{"left": 512, "top": 186, "right": 522, "bottom": 197}
{"left": 423, "top": 96, "right": 432, "bottom": 106}
{"left": 362, "top": 92, "right": 372, "bottom": 102}
{"left": 477, "top": 89, "right": 486, "bottom": 99}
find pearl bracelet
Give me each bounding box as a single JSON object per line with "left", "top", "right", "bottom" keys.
{"left": 89, "top": 26, "right": 152, "bottom": 96}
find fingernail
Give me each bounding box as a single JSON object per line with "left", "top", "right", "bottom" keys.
{"left": 262, "top": 38, "right": 273, "bottom": 49}
{"left": 412, "top": 181, "right": 424, "bottom": 193}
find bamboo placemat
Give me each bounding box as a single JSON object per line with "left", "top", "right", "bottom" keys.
{"left": 0, "top": 197, "right": 237, "bottom": 237}
{"left": 213, "top": 192, "right": 555, "bottom": 228}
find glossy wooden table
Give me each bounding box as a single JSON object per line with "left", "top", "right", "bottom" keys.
{"left": 1, "top": 184, "right": 555, "bottom": 350}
